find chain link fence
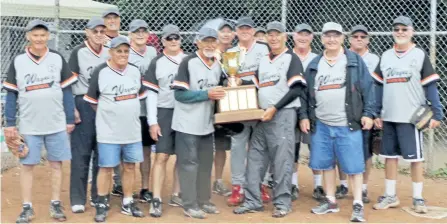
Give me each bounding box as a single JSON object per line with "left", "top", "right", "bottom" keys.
{"left": 1, "top": 0, "right": 446, "bottom": 171}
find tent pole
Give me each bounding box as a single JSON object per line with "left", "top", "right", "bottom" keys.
{"left": 54, "top": 0, "right": 60, "bottom": 50}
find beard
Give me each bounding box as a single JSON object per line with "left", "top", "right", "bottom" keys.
{"left": 203, "top": 50, "right": 215, "bottom": 58}
{"left": 393, "top": 36, "right": 411, "bottom": 45}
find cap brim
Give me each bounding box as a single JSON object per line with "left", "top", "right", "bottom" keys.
{"left": 323, "top": 29, "right": 342, "bottom": 34}
{"left": 236, "top": 24, "right": 254, "bottom": 28}
{"left": 267, "top": 28, "right": 284, "bottom": 33}
{"left": 197, "top": 35, "right": 217, "bottom": 40}
{"left": 130, "top": 26, "right": 148, "bottom": 32}
{"left": 27, "top": 24, "right": 49, "bottom": 32}
{"left": 351, "top": 29, "right": 368, "bottom": 34}
{"left": 219, "top": 24, "right": 233, "bottom": 30}
{"left": 103, "top": 12, "right": 120, "bottom": 18}
{"left": 393, "top": 22, "right": 410, "bottom": 27}
{"left": 111, "top": 42, "right": 130, "bottom": 48}
{"left": 296, "top": 28, "right": 312, "bottom": 33}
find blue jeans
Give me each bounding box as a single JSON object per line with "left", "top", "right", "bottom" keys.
{"left": 309, "top": 120, "right": 365, "bottom": 175}
{"left": 97, "top": 142, "right": 143, "bottom": 167}
{"left": 21, "top": 131, "right": 71, "bottom": 165}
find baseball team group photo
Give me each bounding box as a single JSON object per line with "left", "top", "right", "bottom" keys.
{"left": 1, "top": 1, "right": 447, "bottom": 223}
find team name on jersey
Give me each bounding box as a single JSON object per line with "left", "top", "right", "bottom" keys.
{"left": 316, "top": 74, "right": 346, "bottom": 91}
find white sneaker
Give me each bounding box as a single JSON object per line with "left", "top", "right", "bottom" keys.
{"left": 72, "top": 205, "right": 85, "bottom": 213}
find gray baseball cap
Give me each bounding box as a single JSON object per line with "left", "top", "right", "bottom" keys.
{"left": 236, "top": 17, "right": 255, "bottom": 28}
{"left": 110, "top": 36, "right": 130, "bottom": 48}
{"left": 162, "top": 24, "right": 180, "bottom": 39}
{"left": 86, "top": 17, "right": 105, "bottom": 29}
{"left": 218, "top": 21, "right": 234, "bottom": 31}
{"left": 129, "top": 19, "right": 148, "bottom": 32}
{"left": 102, "top": 8, "right": 120, "bottom": 18}
{"left": 255, "top": 27, "right": 266, "bottom": 34}
{"left": 266, "top": 21, "right": 286, "bottom": 33}
{"left": 196, "top": 27, "right": 218, "bottom": 41}
{"left": 25, "top": 19, "right": 49, "bottom": 32}
{"left": 295, "top": 23, "right": 313, "bottom": 33}
{"left": 351, "top": 25, "right": 368, "bottom": 34}
{"left": 393, "top": 16, "right": 413, "bottom": 27}
{"left": 322, "top": 22, "right": 343, "bottom": 33}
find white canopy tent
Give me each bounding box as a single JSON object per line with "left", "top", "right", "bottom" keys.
{"left": 1, "top": 0, "right": 117, "bottom": 20}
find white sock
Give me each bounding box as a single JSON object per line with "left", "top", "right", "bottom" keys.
{"left": 353, "top": 200, "right": 364, "bottom": 207}
{"left": 123, "top": 197, "right": 133, "bottom": 205}
{"left": 340, "top": 180, "right": 349, "bottom": 188}
{"left": 23, "top": 202, "right": 32, "bottom": 207}
{"left": 385, "top": 179, "right": 396, "bottom": 196}
{"left": 239, "top": 188, "right": 244, "bottom": 194}
{"left": 313, "top": 174, "right": 322, "bottom": 188}
{"left": 326, "top": 196, "right": 336, "bottom": 203}
{"left": 362, "top": 184, "right": 368, "bottom": 191}
{"left": 50, "top": 200, "right": 59, "bottom": 203}
{"left": 216, "top": 179, "right": 223, "bottom": 184}
{"left": 292, "top": 172, "right": 298, "bottom": 186}
{"left": 412, "top": 182, "right": 423, "bottom": 199}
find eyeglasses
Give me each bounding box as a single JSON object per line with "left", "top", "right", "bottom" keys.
{"left": 322, "top": 33, "right": 342, "bottom": 38}
{"left": 352, "top": 35, "right": 368, "bottom": 39}
{"left": 393, "top": 27, "right": 409, "bottom": 32}
{"left": 90, "top": 30, "right": 105, "bottom": 34}
{"left": 166, "top": 35, "right": 180, "bottom": 41}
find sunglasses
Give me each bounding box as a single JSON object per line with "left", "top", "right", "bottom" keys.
{"left": 166, "top": 35, "right": 180, "bottom": 41}
{"left": 393, "top": 27, "right": 409, "bottom": 32}
{"left": 90, "top": 29, "right": 105, "bottom": 34}
{"left": 352, "top": 35, "right": 368, "bottom": 39}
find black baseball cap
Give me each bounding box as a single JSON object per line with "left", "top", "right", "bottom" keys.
{"left": 266, "top": 21, "right": 286, "bottom": 33}
{"left": 393, "top": 16, "right": 413, "bottom": 27}
{"left": 218, "top": 21, "right": 234, "bottom": 31}
{"left": 295, "top": 23, "right": 313, "bottom": 33}
{"left": 351, "top": 25, "right": 368, "bottom": 34}
{"left": 236, "top": 17, "right": 255, "bottom": 28}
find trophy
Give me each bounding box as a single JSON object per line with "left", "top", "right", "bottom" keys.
{"left": 214, "top": 51, "right": 264, "bottom": 124}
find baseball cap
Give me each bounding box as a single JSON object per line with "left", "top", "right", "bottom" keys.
{"left": 295, "top": 23, "right": 313, "bottom": 33}
{"left": 86, "top": 17, "right": 105, "bottom": 29}
{"left": 162, "top": 24, "right": 180, "bottom": 39}
{"left": 218, "top": 21, "right": 234, "bottom": 31}
{"left": 266, "top": 21, "right": 286, "bottom": 33}
{"left": 196, "top": 27, "right": 218, "bottom": 41}
{"left": 236, "top": 17, "right": 255, "bottom": 28}
{"left": 102, "top": 8, "right": 120, "bottom": 18}
{"left": 25, "top": 19, "right": 49, "bottom": 32}
{"left": 322, "top": 22, "right": 343, "bottom": 34}
{"left": 110, "top": 36, "right": 130, "bottom": 48}
{"left": 393, "top": 16, "right": 413, "bottom": 27}
{"left": 255, "top": 27, "right": 266, "bottom": 34}
{"left": 351, "top": 25, "right": 368, "bottom": 34}
{"left": 129, "top": 19, "right": 148, "bottom": 32}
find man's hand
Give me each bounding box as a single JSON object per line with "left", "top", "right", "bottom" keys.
{"left": 374, "top": 118, "right": 383, "bottom": 129}
{"left": 429, "top": 119, "right": 441, "bottom": 129}
{"left": 300, "top": 119, "right": 310, "bottom": 134}
{"left": 261, "top": 107, "right": 277, "bottom": 122}
{"left": 74, "top": 108, "right": 81, "bottom": 124}
{"left": 361, "top": 117, "right": 374, "bottom": 130}
{"left": 208, "top": 86, "right": 226, "bottom": 100}
{"left": 227, "top": 78, "right": 242, "bottom": 87}
{"left": 4, "top": 126, "right": 18, "bottom": 139}
{"left": 66, "top": 124, "right": 75, "bottom": 134}
{"left": 150, "top": 124, "right": 162, "bottom": 141}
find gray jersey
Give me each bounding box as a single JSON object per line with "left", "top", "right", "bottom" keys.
{"left": 171, "top": 53, "right": 222, "bottom": 135}
{"left": 361, "top": 50, "right": 380, "bottom": 74}
{"left": 227, "top": 41, "right": 269, "bottom": 81}
{"left": 314, "top": 54, "right": 348, "bottom": 126}
{"left": 373, "top": 45, "right": 439, "bottom": 123}
{"left": 84, "top": 62, "right": 145, "bottom": 144}
{"left": 293, "top": 49, "right": 318, "bottom": 71}
{"left": 255, "top": 49, "right": 305, "bottom": 109}
{"left": 69, "top": 41, "right": 109, "bottom": 95}
{"left": 4, "top": 48, "right": 78, "bottom": 135}
{"left": 128, "top": 45, "right": 157, "bottom": 116}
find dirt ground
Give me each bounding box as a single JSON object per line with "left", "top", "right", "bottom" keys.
{"left": 2, "top": 152, "right": 447, "bottom": 223}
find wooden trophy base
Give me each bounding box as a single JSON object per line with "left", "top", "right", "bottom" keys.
{"left": 214, "top": 109, "right": 265, "bottom": 124}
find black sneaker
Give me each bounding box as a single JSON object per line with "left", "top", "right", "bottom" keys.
{"left": 139, "top": 189, "right": 153, "bottom": 203}
{"left": 335, "top": 185, "right": 348, "bottom": 199}
{"left": 111, "top": 184, "right": 123, "bottom": 197}
{"left": 49, "top": 201, "right": 67, "bottom": 222}
{"left": 94, "top": 203, "right": 108, "bottom": 223}
{"left": 16, "top": 204, "right": 35, "bottom": 223}
{"left": 312, "top": 186, "right": 326, "bottom": 201}
{"left": 121, "top": 200, "right": 144, "bottom": 217}
{"left": 291, "top": 185, "right": 299, "bottom": 201}
{"left": 149, "top": 198, "right": 162, "bottom": 218}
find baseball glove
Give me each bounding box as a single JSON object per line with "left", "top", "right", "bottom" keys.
{"left": 410, "top": 105, "right": 433, "bottom": 131}
{"left": 6, "top": 135, "right": 29, "bottom": 158}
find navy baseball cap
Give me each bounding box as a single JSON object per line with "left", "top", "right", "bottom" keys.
{"left": 129, "top": 19, "right": 148, "bottom": 32}
{"left": 25, "top": 19, "right": 49, "bottom": 32}
{"left": 196, "top": 27, "right": 218, "bottom": 41}
{"left": 102, "top": 8, "right": 120, "bottom": 18}
{"left": 236, "top": 17, "right": 255, "bottom": 28}
{"left": 393, "top": 16, "right": 413, "bottom": 27}
{"left": 351, "top": 25, "right": 368, "bottom": 34}
{"left": 110, "top": 36, "right": 130, "bottom": 48}
{"left": 295, "top": 23, "right": 313, "bottom": 33}
{"left": 86, "top": 17, "right": 105, "bottom": 29}
{"left": 266, "top": 21, "right": 286, "bottom": 33}
{"left": 162, "top": 24, "right": 180, "bottom": 39}
{"left": 218, "top": 21, "right": 234, "bottom": 31}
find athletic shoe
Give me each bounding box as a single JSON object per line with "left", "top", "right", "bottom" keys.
{"left": 335, "top": 185, "right": 348, "bottom": 199}
{"left": 111, "top": 184, "right": 123, "bottom": 197}
{"left": 149, "top": 198, "right": 162, "bottom": 218}
{"left": 183, "top": 207, "right": 206, "bottom": 219}
{"left": 362, "top": 190, "right": 370, "bottom": 204}
{"left": 233, "top": 204, "right": 264, "bottom": 214}
{"left": 71, "top": 205, "right": 85, "bottom": 213}
{"left": 291, "top": 185, "right": 299, "bottom": 201}
{"left": 49, "top": 201, "right": 67, "bottom": 222}
{"left": 121, "top": 200, "right": 144, "bottom": 217}
{"left": 139, "top": 189, "right": 153, "bottom": 203}
{"left": 373, "top": 195, "right": 400, "bottom": 210}
{"left": 227, "top": 185, "right": 244, "bottom": 206}
{"left": 168, "top": 194, "right": 183, "bottom": 207}
{"left": 90, "top": 196, "right": 96, "bottom": 207}
{"left": 16, "top": 204, "right": 35, "bottom": 224}
{"left": 413, "top": 198, "right": 428, "bottom": 214}
{"left": 200, "top": 202, "right": 220, "bottom": 214}
{"left": 272, "top": 207, "right": 291, "bottom": 218}
{"left": 350, "top": 203, "right": 366, "bottom": 222}
{"left": 311, "top": 198, "right": 340, "bottom": 215}
{"left": 94, "top": 203, "right": 108, "bottom": 222}
{"left": 212, "top": 181, "right": 232, "bottom": 196}
{"left": 261, "top": 184, "right": 271, "bottom": 203}
{"left": 313, "top": 186, "right": 326, "bottom": 201}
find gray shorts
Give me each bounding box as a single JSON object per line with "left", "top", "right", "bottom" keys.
{"left": 21, "top": 131, "right": 71, "bottom": 165}
{"left": 155, "top": 108, "right": 175, "bottom": 155}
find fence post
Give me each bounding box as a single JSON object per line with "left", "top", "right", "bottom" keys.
{"left": 281, "top": 0, "right": 288, "bottom": 26}
{"left": 427, "top": 0, "right": 438, "bottom": 173}
{"left": 54, "top": 0, "right": 60, "bottom": 51}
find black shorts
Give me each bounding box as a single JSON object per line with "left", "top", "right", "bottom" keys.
{"left": 214, "top": 126, "right": 231, "bottom": 151}
{"left": 155, "top": 108, "right": 175, "bottom": 155}
{"left": 362, "top": 130, "right": 373, "bottom": 162}
{"left": 381, "top": 122, "right": 423, "bottom": 162}
{"left": 140, "top": 116, "right": 155, "bottom": 147}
